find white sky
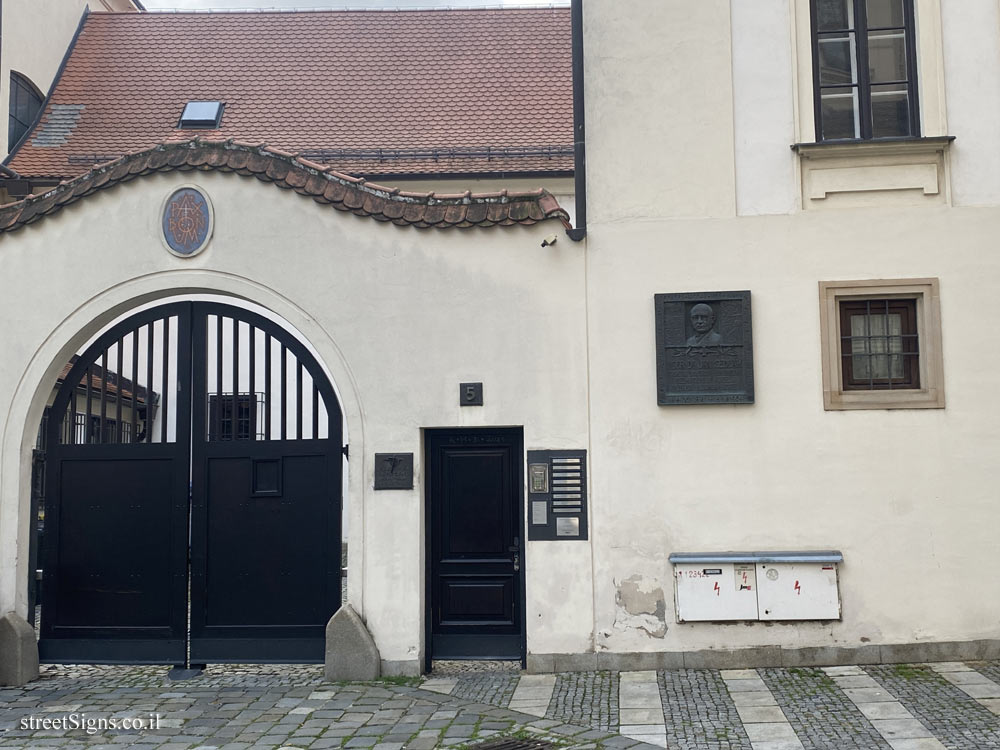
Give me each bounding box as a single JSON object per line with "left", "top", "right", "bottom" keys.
{"left": 140, "top": 0, "right": 565, "bottom": 9}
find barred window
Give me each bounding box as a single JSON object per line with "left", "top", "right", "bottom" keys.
{"left": 839, "top": 299, "right": 918, "bottom": 389}
{"left": 819, "top": 279, "right": 944, "bottom": 410}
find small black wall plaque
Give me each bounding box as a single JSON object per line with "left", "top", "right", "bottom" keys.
{"left": 459, "top": 382, "right": 484, "bottom": 406}
{"left": 654, "top": 290, "right": 754, "bottom": 405}
{"left": 374, "top": 453, "right": 414, "bottom": 490}
{"left": 527, "top": 450, "right": 588, "bottom": 541}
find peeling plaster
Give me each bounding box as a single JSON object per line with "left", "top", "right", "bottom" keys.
{"left": 613, "top": 575, "right": 667, "bottom": 639}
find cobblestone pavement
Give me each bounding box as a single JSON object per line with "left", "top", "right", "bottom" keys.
{"left": 658, "top": 669, "right": 749, "bottom": 750}
{"left": 546, "top": 672, "right": 618, "bottom": 731}
{"left": 866, "top": 664, "right": 1000, "bottom": 750}
{"left": 2, "top": 661, "right": 1000, "bottom": 749}
{"left": 758, "top": 667, "right": 889, "bottom": 750}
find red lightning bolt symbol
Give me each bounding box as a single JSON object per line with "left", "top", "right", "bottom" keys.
{"left": 794, "top": 580, "right": 801, "bottom": 595}
{"left": 714, "top": 582, "right": 720, "bottom": 596}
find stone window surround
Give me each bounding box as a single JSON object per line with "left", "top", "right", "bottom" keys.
{"left": 819, "top": 278, "right": 945, "bottom": 410}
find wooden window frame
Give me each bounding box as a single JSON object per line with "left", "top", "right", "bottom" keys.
{"left": 839, "top": 298, "right": 919, "bottom": 390}
{"left": 819, "top": 278, "right": 944, "bottom": 410}
{"left": 810, "top": 0, "right": 920, "bottom": 141}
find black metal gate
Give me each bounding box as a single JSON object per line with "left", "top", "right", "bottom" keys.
{"left": 39, "top": 301, "right": 343, "bottom": 664}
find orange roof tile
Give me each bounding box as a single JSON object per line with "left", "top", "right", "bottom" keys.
{"left": 6, "top": 9, "right": 573, "bottom": 180}
{"left": 0, "top": 140, "right": 571, "bottom": 232}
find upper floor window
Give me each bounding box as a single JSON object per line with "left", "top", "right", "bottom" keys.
{"left": 9, "top": 72, "right": 43, "bottom": 151}
{"left": 811, "top": 0, "right": 919, "bottom": 140}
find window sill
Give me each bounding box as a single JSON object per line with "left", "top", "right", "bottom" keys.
{"left": 824, "top": 388, "right": 945, "bottom": 411}
{"left": 792, "top": 136, "right": 955, "bottom": 209}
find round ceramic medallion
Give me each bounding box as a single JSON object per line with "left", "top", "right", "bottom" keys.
{"left": 161, "top": 186, "right": 213, "bottom": 257}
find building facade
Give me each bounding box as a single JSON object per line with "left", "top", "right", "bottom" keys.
{"left": 1, "top": 0, "right": 999, "bottom": 682}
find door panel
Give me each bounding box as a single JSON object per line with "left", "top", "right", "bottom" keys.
{"left": 40, "top": 304, "right": 192, "bottom": 664}
{"left": 189, "top": 303, "right": 342, "bottom": 662}
{"left": 427, "top": 429, "right": 524, "bottom": 662}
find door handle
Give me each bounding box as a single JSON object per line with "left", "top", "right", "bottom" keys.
{"left": 512, "top": 552, "right": 520, "bottom": 572}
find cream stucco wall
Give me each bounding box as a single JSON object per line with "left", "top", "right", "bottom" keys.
{"left": 0, "top": 170, "right": 591, "bottom": 669}
{"left": 580, "top": 0, "right": 1000, "bottom": 656}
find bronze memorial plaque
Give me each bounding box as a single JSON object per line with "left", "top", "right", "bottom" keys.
{"left": 654, "top": 290, "right": 754, "bottom": 405}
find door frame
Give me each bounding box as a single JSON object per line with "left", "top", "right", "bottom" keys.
{"left": 423, "top": 426, "right": 526, "bottom": 672}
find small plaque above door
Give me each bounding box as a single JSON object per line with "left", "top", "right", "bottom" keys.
{"left": 374, "top": 453, "right": 413, "bottom": 490}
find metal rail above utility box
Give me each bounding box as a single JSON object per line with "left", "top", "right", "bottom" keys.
{"left": 668, "top": 551, "right": 843, "bottom": 623}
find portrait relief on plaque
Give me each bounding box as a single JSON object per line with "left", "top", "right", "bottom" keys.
{"left": 654, "top": 290, "right": 754, "bottom": 405}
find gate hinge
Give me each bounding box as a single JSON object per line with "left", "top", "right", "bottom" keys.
{"left": 342, "top": 444, "right": 349, "bottom": 460}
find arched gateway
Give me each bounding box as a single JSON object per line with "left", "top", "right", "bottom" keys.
{"left": 40, "top": 301, "right": 343, "bottom": 665}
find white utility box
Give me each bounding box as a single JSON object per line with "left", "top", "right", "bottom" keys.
{"left": 669, "top": 551, "right": 842, "bottom": 623}
{"left": 672, "top": 562, "right": 759, "bottom": 622}
{"left": 757, "top": 561, "right": 840, "bottom": 620}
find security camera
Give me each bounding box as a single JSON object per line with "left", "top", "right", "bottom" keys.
{"left": 540, "top": 234, "right": 558, "bottom": 248}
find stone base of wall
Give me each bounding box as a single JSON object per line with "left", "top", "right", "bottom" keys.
{"left": 527, "top": 639, "right": 1000, "bottom": 673}
{"left": 381, "top": 659, "right": 422, "bottom": 677}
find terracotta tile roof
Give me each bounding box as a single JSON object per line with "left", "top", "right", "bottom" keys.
{"left": 0, "top": 140, "right": 571, "bottom": 233}
{"left": 6, "top": 8, "right": 573, "bottom": 180}
{"left": 57, "top": 356, "right": 153, "bottom": 406}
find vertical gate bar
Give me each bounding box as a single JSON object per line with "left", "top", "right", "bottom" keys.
{"left": 161, "top": 316, "right": 170, "bottom": 444}
{"left": 99, "top": 349, "right": 107, "bottom": 444}
{"left": 177, "top": 302, "right": 197, "bottom": 663}
{"left": 264, "top": 335, "right": 272, "bottom": 440}
{"left": 249, "top": 325, "right": 257, "bottom": 441}
{"left": 84, "top": 363, "right": 93, "bottom": 445}
{"left": 295, "top": 361, "right": 303, "bottom": 440}
{"left": 280, "top": 344, "right": 287, "bottom": 441}
{"left": 116, "top": 338, "right": 124, "bottom": 443}
{"left": 232, "top": 317, "right": 240, "bottom": 440}
{"left": 312, "top": 381, "right": 319, "bottom": 439}
{"left": 215, "top": 315, "right": 223, "bottom": 441}
{"left": 146, "top": 323, "right": 154, "bottom": 443}
{"left": 131, "top": 328, "right": 139, "bottom": 444}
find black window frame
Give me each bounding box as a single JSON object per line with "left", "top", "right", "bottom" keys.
{"left": 8, "top": 71, "right": 42, "bottom": 151}
{"left": 839, "top": 298, "right": 920, "bottom": 390}
{"left": 811, "top": 0, "right": 921, "bottom": 141}
{"left": 208, "top": 392, "right": 264, "bottom": 442}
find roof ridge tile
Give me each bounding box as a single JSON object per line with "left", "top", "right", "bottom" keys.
{"left": 0, "top": 140, "right": 570, "bottom": 234}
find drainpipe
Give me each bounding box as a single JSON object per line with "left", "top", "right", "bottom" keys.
{"left": 567, "top": 0, "right": 587, "bottom": 241}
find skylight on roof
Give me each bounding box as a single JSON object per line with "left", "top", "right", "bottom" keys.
{"left": 179, "top": 101, "right": 223, "bottom": 129}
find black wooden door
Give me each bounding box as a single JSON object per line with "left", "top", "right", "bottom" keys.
{"left": 40, "top": 301, "right": 342, "bottom": 664}
{"left": 426, "top": 428, "right": 524, "bottom": 663}
{"left": 40, "top": 303, "right": 193, "bottom": 663}
{"left": 189, "top": 303, "right": 342, "bottom": 662}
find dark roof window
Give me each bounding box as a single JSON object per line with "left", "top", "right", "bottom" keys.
{"left": 179, "top": 101, "right": 223, "bottom": 129}
{"left": 9, "top": 72, "right": 44, "bottom": 151}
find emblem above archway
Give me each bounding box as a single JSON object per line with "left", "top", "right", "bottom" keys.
{"left": 161, "top": 186, "right": 213, "bottom": 257}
